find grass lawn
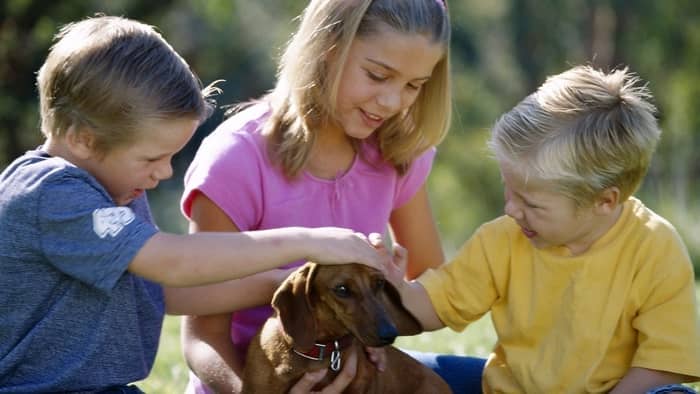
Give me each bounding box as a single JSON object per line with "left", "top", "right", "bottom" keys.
{"left": 137, "top": 315, "right": 496, "bottom": 392}
{"left": 138, "top": 285, "right": 700, "bottom": 393}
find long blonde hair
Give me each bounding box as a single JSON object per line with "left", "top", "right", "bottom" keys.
{"left": 263, "top": 0, "right": 451, "bottom": 177}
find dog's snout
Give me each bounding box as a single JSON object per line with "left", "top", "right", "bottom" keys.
{"left": 378, "top": 321, "right": 398, "bottom": 345}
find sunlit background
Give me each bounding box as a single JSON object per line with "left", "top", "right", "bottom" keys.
{"left": 2, "top": 1, "right": 699, "bottom": 391}
{"left": 2, "top": 0, "right": 698, "bottom": 266}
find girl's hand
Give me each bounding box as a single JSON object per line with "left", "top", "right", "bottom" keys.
{"left": 366, "top": 233, "right": 408, "bottom": 291}
{"left": 305, "top": 228, "right": 389, "bottom": 272}
{"left": 288, "top": 347, "right": 359, "bottom": 394}
{"left": 365, "top": 346, "right": 387, "bottom": 372}
{"left": 384, "top": 242, "right": 408, "bottom": 291}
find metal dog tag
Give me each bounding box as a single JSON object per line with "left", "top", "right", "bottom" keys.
{"left": 330, "top": 341, "right": 341, "bottom": 371}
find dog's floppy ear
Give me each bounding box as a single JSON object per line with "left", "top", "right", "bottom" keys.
{"left": 381, "top": 279, "right": 423, "bottom": 335}
{"left": 271, "top": 263, "right": 318, "bottom": 350}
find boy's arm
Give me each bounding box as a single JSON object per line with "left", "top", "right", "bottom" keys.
{"left": 128, "top": 226, "right": 386, "bottom": 287}
{"left": 610, "top": 367, "right": 693, "bottom": 394}
{"left": 398, "top": 280, "right": 445, "bottom": 331}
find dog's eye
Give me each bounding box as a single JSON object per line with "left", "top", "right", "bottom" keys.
{"left": 374, "top": 278, "right": 386, "bottom": 291}
{"left": 333, "top": 284, "right": 351, "bottom": 298}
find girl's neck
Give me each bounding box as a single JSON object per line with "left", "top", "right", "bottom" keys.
{"left": 306, "top": 125, "right": 356, "bottom": 180}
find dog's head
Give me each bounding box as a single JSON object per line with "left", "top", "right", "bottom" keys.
{"left": 271, "top": 262, "right": 423, "bottom": 352}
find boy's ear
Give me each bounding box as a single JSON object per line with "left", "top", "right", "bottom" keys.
{"left": 65, "top": 126, "right": 96, "bottom": 160}
{"left": 594, "top": 187, "right": 620, "bottom": 215}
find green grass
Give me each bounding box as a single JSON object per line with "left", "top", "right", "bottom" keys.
{"left": 137, "top": 316, "right": 189, "bottom": 393}
{"left": 137, "top": 315, "right": 496, "bottom": 392}
{"left": 138, "top": 286, "right": 700, "bottom": 393}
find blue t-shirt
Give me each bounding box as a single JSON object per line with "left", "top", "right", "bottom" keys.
{"left": 0, "top": 149, "right": 164, "bottom": 392}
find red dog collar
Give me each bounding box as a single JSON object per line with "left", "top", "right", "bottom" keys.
{"left": 293, "top": 335, "right": 354, "bottom": 371}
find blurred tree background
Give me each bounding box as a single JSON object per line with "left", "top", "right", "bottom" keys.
{"left": 1, "top": 0, "right": 699, "bottom": 274}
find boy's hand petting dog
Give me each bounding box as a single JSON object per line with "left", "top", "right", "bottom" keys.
{"left": 368, "top": 234, "right": 409, "bottom": 292}
{"left": 306, "top": 229, "right": 390, "bottom": 272}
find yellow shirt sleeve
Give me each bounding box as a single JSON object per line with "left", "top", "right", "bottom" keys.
{"left": 629, "top": 218, "right": 700, "bottom": 378}
{"left": 417, "top": 198, "right": 700, "bottom": 393}
{"left": 418, "top": 217, "right": 512, "bottom": 331}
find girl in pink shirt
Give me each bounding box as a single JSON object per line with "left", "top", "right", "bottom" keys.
{"left": 179, "top": 0, "right": 479, "bottom": 392}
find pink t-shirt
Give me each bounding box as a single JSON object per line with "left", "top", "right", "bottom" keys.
{"left": 181, "top": 102, "right": 435, "bottom": 392}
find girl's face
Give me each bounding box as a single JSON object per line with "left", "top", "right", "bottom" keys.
{"left": 333, "top": 26, "right": 444, "bottom": 140}
{"left": 84, "top": 117, "right": 198, "bottom": 206}
{"left": 499, "top": 161, "right": 613, "bottom": 255}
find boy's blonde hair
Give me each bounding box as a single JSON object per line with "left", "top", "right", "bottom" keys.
{"left": 37, "top": 15, "right": 216, "bottom": 155}
{"left": 489, "top": 65, "right": 661, "bottom": 208}
{"left": 263, "top": 0, "right": 451, "bottom": 177}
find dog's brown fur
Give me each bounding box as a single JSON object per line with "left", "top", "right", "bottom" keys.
{"left": 241, "top": 262, "right": 451, "bottom": 394}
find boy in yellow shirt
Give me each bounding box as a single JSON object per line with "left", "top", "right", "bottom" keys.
{"left": 389, "top": 65, "right": 700, "bottom": 393}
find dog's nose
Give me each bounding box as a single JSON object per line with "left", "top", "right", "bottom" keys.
{"left": 378, "top": 322, "right": 398, "bottom": 345}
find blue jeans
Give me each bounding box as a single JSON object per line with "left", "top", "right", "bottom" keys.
{"left": 405, "top": 351, "right": 697, "bottom": 394}
{"left": 646, "top": 385, "right": 698, "bottom": 394}
{"left": 405, "top": 350, "right": 486, "bottom": 394}
{"left": 95, "top": 385, "right": 145, "bottom": 394}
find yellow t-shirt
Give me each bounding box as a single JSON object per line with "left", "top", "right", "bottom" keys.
{"left": 418, "top": 197, "right": 700, "bottom": 393}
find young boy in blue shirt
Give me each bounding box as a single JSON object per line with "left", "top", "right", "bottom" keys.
{"left": 0, "top": 15, "right": 386, "bottom": 393}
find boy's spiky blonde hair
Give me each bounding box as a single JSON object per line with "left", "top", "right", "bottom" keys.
{"left": 489, "top": 65, "right": 660, "bottom": 207}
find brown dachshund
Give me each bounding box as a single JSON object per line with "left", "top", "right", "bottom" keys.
{"left": 241, "top": 262, "right": 452, "bottom": 393}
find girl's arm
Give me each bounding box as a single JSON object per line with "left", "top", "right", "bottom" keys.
{"left": 610, "top": 367, "right": 693, "bottom": 394}
{"left": 172, "top": 273, "right": 290, "bottom": 390}
{"left": 387, "top": 183, "right": 446, "bottom": 331}
{"left": 174, "top": 272, "right": 292, "bottom": 389}
{"left": 163, "top": 269, "right": 291, "bottom": 315}
{"left": 163, "top": 193, "right": 296, "bottom": 314}
{"left": 389, "top": 184, "right": 444, "bottom": 279}
{"left": 177, "top": 193, "right": 268, "bottom": 393}
{"left": 181, "top": 313, "right": 243, "bottom": 393}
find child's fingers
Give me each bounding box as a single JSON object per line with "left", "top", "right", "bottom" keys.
{"left": 392, "top": 243, "right": 408, "bottom": 271}
{"left": 383, "top": 242, "right": 408, "bottom": 286}
{"left": 320, "top": 348, "right": 358, "bottom": 393}
{"left": 288, "top": 369, "right": 327, "bottom": 394}
{"left": 366, "top": 233, "right": 393, "bottom": 275}
{"left": 364, "top": 346, "right": 387, "bottom": 372}
{"left": 368, "top": 232, "right": 384, "bottom": 248}
{"left": 392, "top": 243, "right": 407, "bottom": 263}
{"left": 310, "top": 228, "right": 387, "bottom": 270}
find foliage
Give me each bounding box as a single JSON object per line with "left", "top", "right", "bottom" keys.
{"left": 2, "top": 0, "right": 700, "bottom": 270}
{"left": 1, "top": 1, "right": 699, "bottom": 391}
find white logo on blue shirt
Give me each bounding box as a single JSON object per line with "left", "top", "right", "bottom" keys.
{"left": 92, "top": 207, "right": 135, "bottom": 238}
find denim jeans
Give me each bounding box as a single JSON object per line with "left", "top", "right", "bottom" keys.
{"left": 95, "top": 385, "right": 145, "bottom": 394}
{"left": 404, "top": 350, "right": 486, "bottom": 394}
{"left": 646, "top": 384, "right": 698, "bottom": 394}
{"left": 406, "top": 350, "right": 697, "bottom": 394}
